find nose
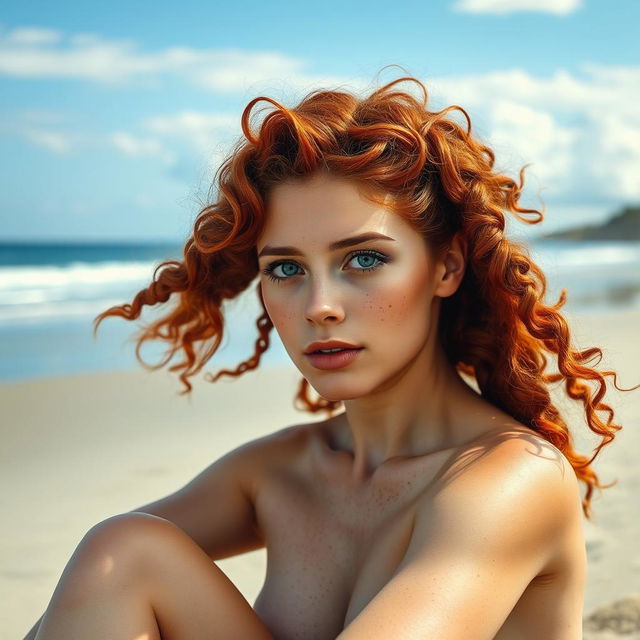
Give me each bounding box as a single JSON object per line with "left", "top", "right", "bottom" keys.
{"left": 303, "top": 277, "right": 345, "bottom": 325}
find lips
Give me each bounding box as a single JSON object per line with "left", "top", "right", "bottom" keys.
{"left": 304, "top": 346, "right": 363, "bottom": 370}
{"left": 304, "top": 339, "right": 361, "bottom": 355}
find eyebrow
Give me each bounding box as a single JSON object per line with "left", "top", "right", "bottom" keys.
{"left": 257, "top": 232, "right": 396, "bottom": 258}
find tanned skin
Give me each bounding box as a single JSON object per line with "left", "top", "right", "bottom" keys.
{"left": 27, "top": 173, "right": 585, "bottom": 639}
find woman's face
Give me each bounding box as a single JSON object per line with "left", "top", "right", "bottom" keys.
{"left": 256, "top": 172, "right": 449, "bottom": 402}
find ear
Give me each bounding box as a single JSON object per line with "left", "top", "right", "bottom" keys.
{"left": 434, "top": 233, "right": 467, "bottom": 298}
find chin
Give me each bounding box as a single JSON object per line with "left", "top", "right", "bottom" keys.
{"left": 317, "top": 389, "right": 361, "bottom": 403}
{"left": 306, "top": 375, "right": 379, "bottom": 403}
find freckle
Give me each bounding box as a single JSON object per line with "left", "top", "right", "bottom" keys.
{"left": 388, "top": 304, "right": 392, "bottom": 308}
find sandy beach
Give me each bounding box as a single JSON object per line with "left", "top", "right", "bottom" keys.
{"left": 2, "top": 307, "right": 639, "bottom": 638}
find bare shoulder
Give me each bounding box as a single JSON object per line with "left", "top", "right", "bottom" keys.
{"left": 416, "top": 425, "right": 584, "bottom": 570}
{"left": 235, "top": 419, "right": 322, "bottom": 486}
{"left": 338, "top": 427, "right": 586, "bottom": 638}
{"left": 247, "top": 420, "right": 320, "bottom": 458}
{"left": 439, "top": 425, "right": 581, "bottom": 499}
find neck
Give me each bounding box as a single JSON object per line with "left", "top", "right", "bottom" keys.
{"left": 332, "top": 335, "right": 489, "bottom": 485}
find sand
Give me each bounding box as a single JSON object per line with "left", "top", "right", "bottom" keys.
{"left": 2, "top": 308, "right": 639, "bottom": 638}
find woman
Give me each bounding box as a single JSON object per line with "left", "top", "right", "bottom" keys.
{"left": 26, "top": 74, "right": 633, "bottom": 639}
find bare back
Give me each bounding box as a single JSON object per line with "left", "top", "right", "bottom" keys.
{"left": 249, "top": 415, "right": 586, "bottom": 639}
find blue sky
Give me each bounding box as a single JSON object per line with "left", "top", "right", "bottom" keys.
{"left": 1, "top": 0, "right": 638, "bottom": 241}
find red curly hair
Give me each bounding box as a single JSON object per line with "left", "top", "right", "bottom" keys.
{"left": 93, "top": 74, "right": 635, "bottom": 521}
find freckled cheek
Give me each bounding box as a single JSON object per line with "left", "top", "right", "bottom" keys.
{"left": 360, "top": 278, "right": 431, "bottom": 328}
{"left": 261, "top": 295, "right": 307, "bottom": 355}
{"left": 263, "top": 296, "right": 297, "bottom": 328}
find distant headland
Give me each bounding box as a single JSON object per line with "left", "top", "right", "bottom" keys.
{"left": 541, "top": 205, "right": 640, "bottom": 241}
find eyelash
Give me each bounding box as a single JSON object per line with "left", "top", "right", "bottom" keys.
{"left": 262, "top": 250, "right": 389, "bottom": 284}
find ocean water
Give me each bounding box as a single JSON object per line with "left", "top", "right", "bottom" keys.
{"left": 0, "top": 240, "right": 638, "bottom": 383}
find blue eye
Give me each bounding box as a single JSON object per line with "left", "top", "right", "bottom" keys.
{"left": 262, "top": 250, "right": 389, "bottom": 283}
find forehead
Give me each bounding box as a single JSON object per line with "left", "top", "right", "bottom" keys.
{"left": 259, "top": 173, "right": 406, "bottom": 246}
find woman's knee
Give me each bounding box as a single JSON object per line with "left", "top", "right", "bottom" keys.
{"left": 64, "top": 512, "right": 180, "bottom": 596}
{"left": 83, "top": 512, "right": 179, "bottom": 554}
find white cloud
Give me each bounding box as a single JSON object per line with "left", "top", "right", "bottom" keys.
{"left": 111, "top": 132, "right": 176, "bottom": 165}
{"left": 579, "top": 111, "right": 640, "bottom": 200}
{"left": 484, "top": 100, "right": 577, "bottom": 194}
{"left": 108, "top": 63, "right": 640, "bottom": 205}
{"left": 2, "top": 23, "right": 637, "bottom": 210}
{"left": 191, "top": 52, "right": 347, "bottom": 95}
{"left": 139, "top": 112, "right": 245, "bottom": 182}
{"left": 429, "top": 67, "right": 588, "bottom": 113}
{"left": 427, "top": 64, "right": 640, "bottom": 201}
{"left": 452, "top": 0, "right": 582, "bottom": 15}
{"left": 145, "top": 112, "right": 238, "bottom": 154}
{"left": 0, "top": 28, "right": 157, "bottom": 84}
{"left": 23, "top": 128, "right": 72, "bottom": 153}
{"left": 0, "top": 25, "right": 348, "bottom": 93}
{"left": 4, "top": 26, "right": 62, "bottom": 45}
{"left": 112, "top": 132, "right": 162, "bottom": 155}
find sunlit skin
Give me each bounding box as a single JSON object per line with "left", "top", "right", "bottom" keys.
{"left": 28, "top": 513, "right": 275, "bottom": 640}
{"left": 257, "top": 171, "right": 494, "bottom": 483}
{"left": 27, "top": 172, "right": 586, "bottom": 640}
{"left": 246, "top": 172, "right": 585, "bottom": 638}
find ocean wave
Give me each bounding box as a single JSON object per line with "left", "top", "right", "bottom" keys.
{"left": 0, "top": 298, "right": 128, "bottom": 323}
{"left": 0, "top": 260, "right": 161, "bottom": 321}
{"left": 0, "top": 260, "right": 157, "bottom": 289}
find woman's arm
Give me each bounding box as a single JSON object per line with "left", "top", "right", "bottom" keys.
{"left": 129, "top": 431, "right": 276, "bottom": 560}
{"left": 23, "top": 426, "right": 291, "bottom": 638}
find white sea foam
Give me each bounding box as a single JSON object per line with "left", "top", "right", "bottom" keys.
{"left": 0, "top": 260, "right": 161, "bottom": 323}
{"left": 0, "top": 261, "right": 156, "bottom": 289}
